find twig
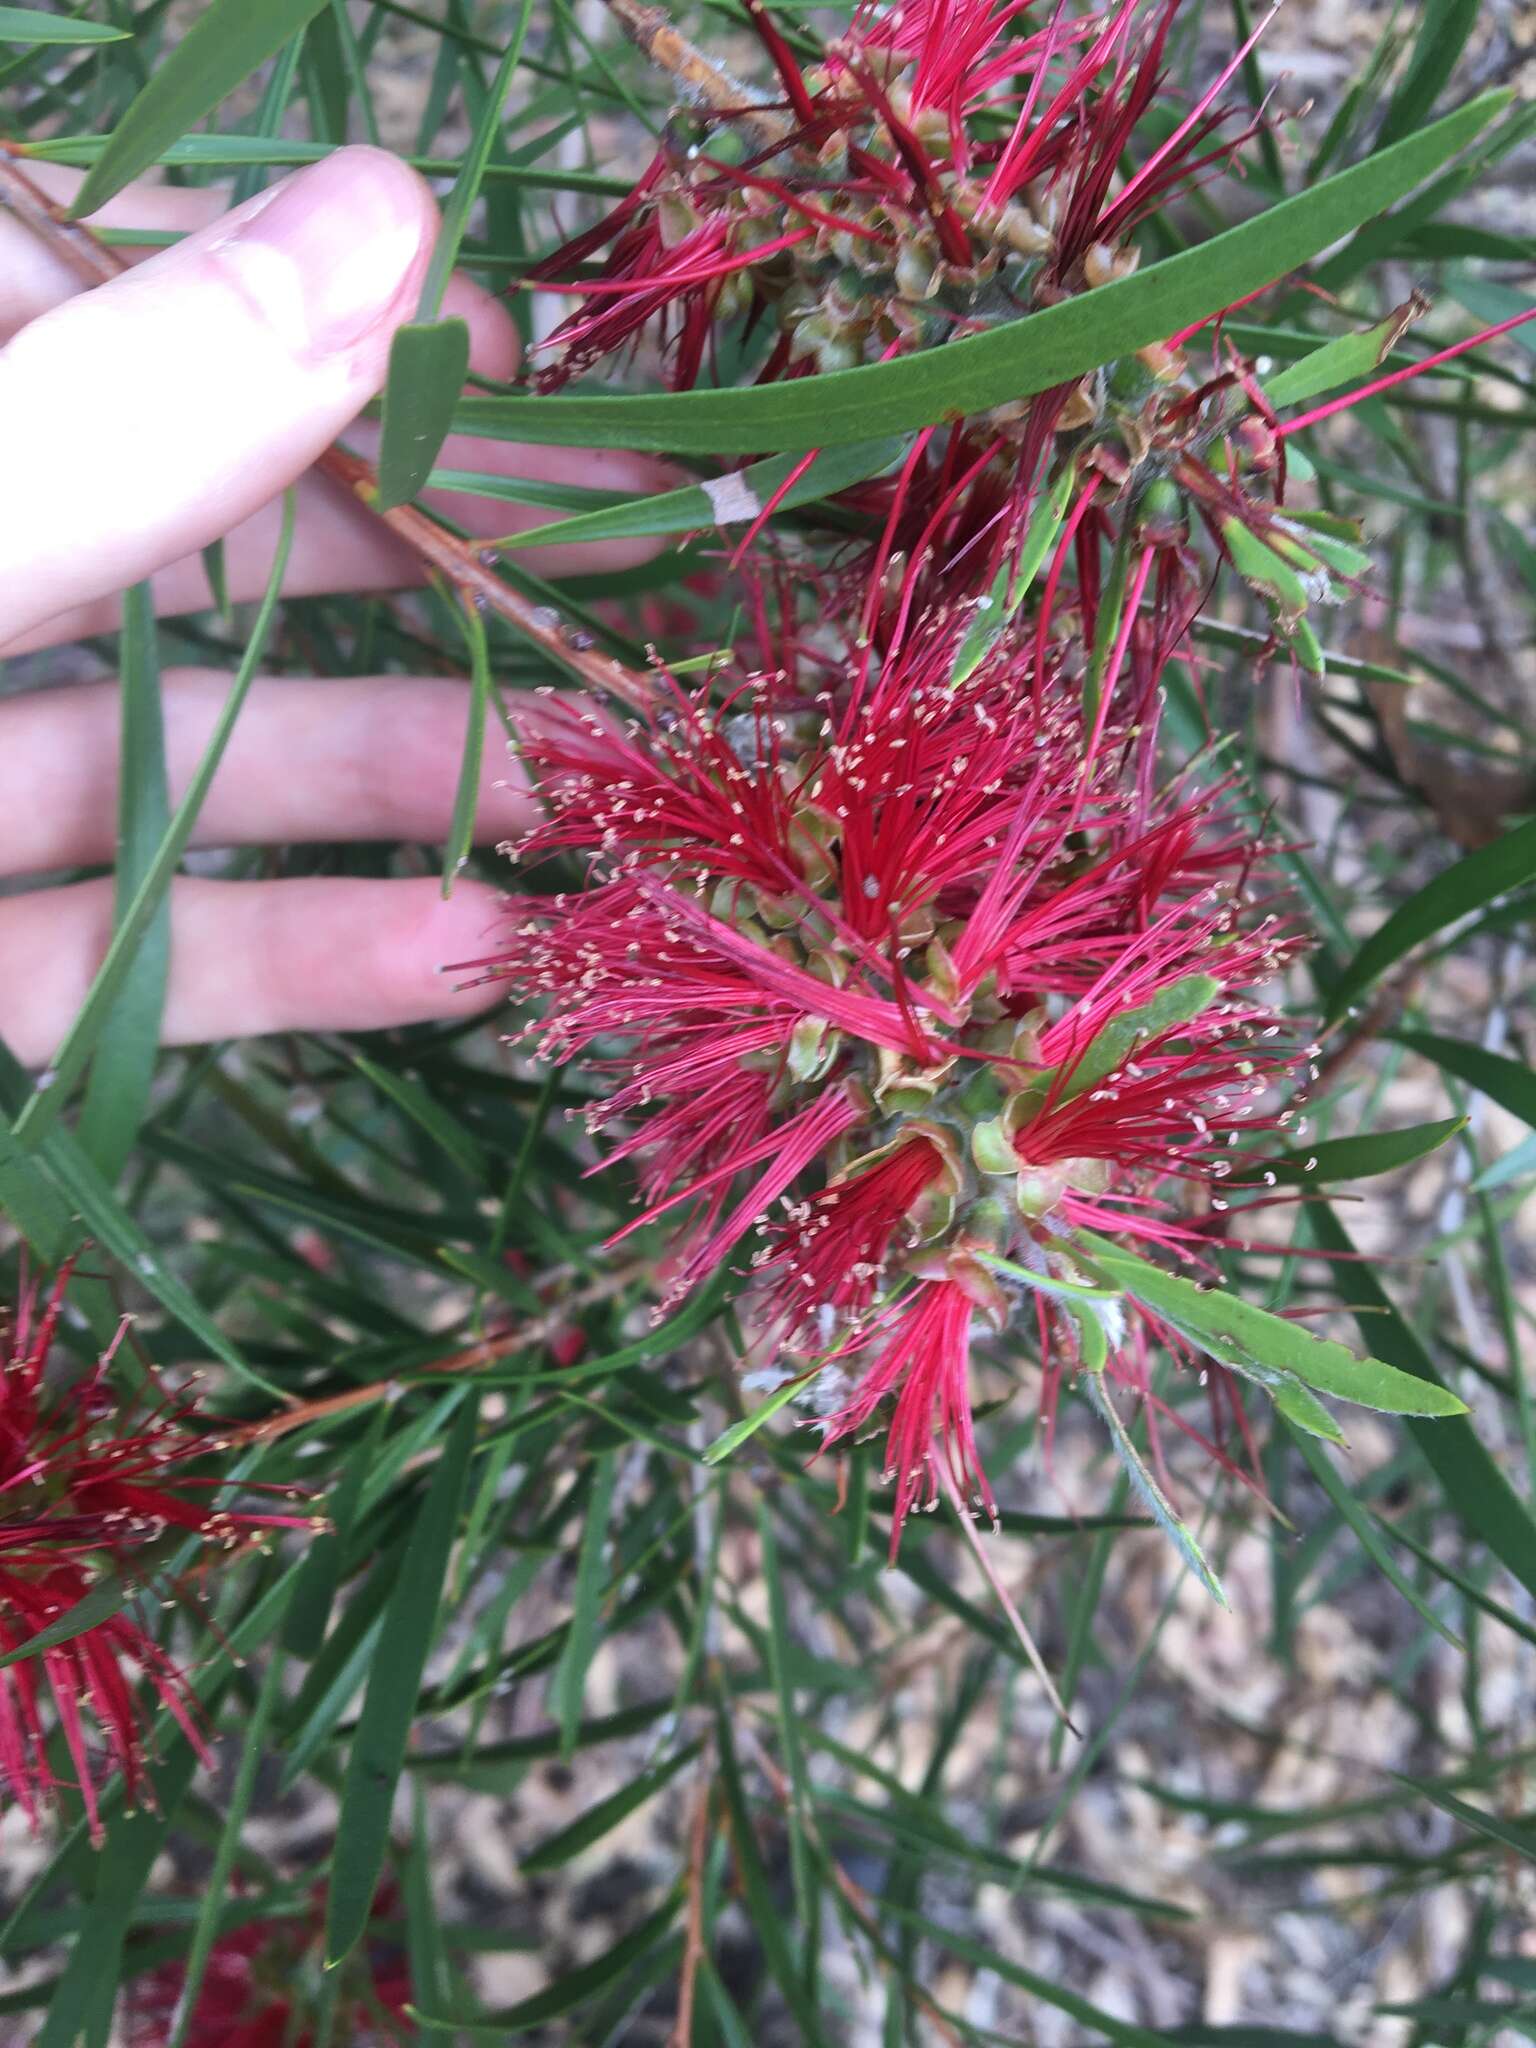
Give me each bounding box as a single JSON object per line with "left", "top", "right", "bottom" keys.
{"left": 669, "top": 1763, "right": 714, "bottom": 2048}
{"left": 1310, "top": 976, "right": 1405, "bottom": 1098}
{"left": 317, "top": 448, "right": 656, "bottom": 709}
{"left": 936, "top": 1458, "right": 1078, "bottom": 1735}
{"left": 0, "top": 147, "right": 657, "bottom": 711}
{"left": 218, "top": 1261, "right": 642, "bottom": 1448}
{"left": 601, "top": 0, "right": 788, "bottom": 144}
{"left": 0, "top": 146, "right": 120, "bottom": 286}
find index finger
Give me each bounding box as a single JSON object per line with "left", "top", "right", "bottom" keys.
{"left": 0, "top": 146, "right": 434, "bottom": 648}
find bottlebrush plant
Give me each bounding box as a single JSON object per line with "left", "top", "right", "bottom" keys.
{"left": 0, "top": 1267, "right": 305, "bottom": 1840}
{"left": 484, "top": 600, "right": 1463, "bottom": 1577}
{"left": 1, "top": 0, "right": 1533, "bottom": 2042}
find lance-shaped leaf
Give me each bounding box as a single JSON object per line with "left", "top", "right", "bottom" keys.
{"left": 1079, "top": 1238, "right": 1468, "bottom": 1421}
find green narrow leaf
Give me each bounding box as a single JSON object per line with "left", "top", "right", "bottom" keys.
{"left": 0, "top": 1578, "right": 129, "bottom": 1670}
{"left": 230, "top": 30, "right": 308, "bottom": 207}
{"left": 416, "top": 0, "right": 534, "bottom": 316}
{"left": 1271, "top": 1381, "right": 1346, "bottom": 1444}
{"left": 282, "top": 1404, "right": 385, "bottom": 1660}
{"left": 713, "top": 1701, "right": 829, "bottom": 2044}
{"left": 442, "top": 593, "right": 491, "bottom": 894}
{"left": 410, "top": 1895, "right": 681, "bottom": 2036}
{"left": 33, "top": 1746, "right": 202, "bottom": 2048}
{"left": 326, "top": 1394, "right": 479, "bottom": 1966}
{"left": 1285, "top": 1425, "right": 1460, "bottom": 1648}
{"left": 758, "top": 1498, "right": 815, "bottom": 1927}
{"left": 520, "top": 1740, "right": 700, "bottom": 1874}
{"left": 950, "top": 458, "right": 1078, "bottom": 686}
{"left": 70, "top": 0, "right": 336, "bottom": 214}
{"left": 351, "top": 1054, "right": 489, "bottom": 1178}
{"left": 0, "top": 1115, "right": 76, "bottom": 1264}
{"left": 1085, "top": 1240, "right": 1468, "bottom": 1419}
{"left": 1325, "top": 817, "right": 1536, "bottom": 1023}
{"left": 1264, "top": 309, "right": 1419, "bottom": 408}
{"left": 75, "top": 581, "right": 171, "bottom": 1180}
{"left": 880, "top": 1898, "right": 1174, "bottom": 2048}
{"left": 1376, "top": 0, "right": 1480, "bottom": 149}
{"left": 703, "top": 1372, "right": 805, "bottom": 1464}
{"left": 1394, "top": 1031, "right": 1536, "bottom": 1130}
{"left": 1376, "top": 1519, "right": 1536, "bottom": 1654}
{"left": 450, "top": 92, "right": 1509, "bottom": 454}
{"left": 1406, "top": 1778, "right": 1536, "bottom": 1864}
{"left": 1081, "top": 1372, "right": 1227, "bottom": 1605}
{"left": 0, "top": 6, "right": 128, "bottom": 41}
{"left": 403, "top": 1780, "right": 449, "bottom": 2022}
{"left": 549, "top": 1449, "right": 617, "bottom": 1759}
{"left": 1472, "top": 1130, "right": 1536, "bottom": 1194}
{"left": 33, "top": 130, "right": 629, "bottom": 195}
{"left": 1061, "top": 973, "right": 1219, "bottom": 1103}
{"left": 1307, "top": 1203, "right": 1536, "bottom": 1605}
{"left": 166, "top": 1639, "right": 290, "bottom": 2048}
{"left": 13, "top": 492, "right": 295, "bottom": 1145}
{"left": 503, "top": 436, "right": 908, "bottom": 551}
{"left": 1266, "top": 1116, "right": 1467, "bottom": 1185}
{"left": 1446, "top": 273, "right": 1536, "bottom": 353}
{"left": 0, "top": 1041, "right": 282, "bottom": 1395}
{"left": 374, "top": 317, "right": 471, "bottom": 512}
{"left": 302, "top": 1, "right": 351, "bottom": 142}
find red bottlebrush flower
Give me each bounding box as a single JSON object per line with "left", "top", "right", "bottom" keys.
{"left": 483, "top": 598, "right": 1307, "bottom": 1552}
{"left": 753, "top": 1129, "right": 956, "bottom": 1341}
{"left": 123, "top": 1885, "right": 412, "bottom": 2047}
{"left": 524, "top": 0, "right": 1321, "bottom": 685}
{"left": 0, "top": 1268, "right": 307, "bottom": 1839}
{"left": 818, "top": 1275, "right": 999, "bottom": 1556}
{"left": 525, "top": 0, "right": 1260, "bottom": 394}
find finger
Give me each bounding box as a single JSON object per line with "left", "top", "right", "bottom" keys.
{"left": 0, "top": 155, "right": 681, "bottom": 655}
{"left": 0, "top": 146, "right": 440, "bottom": 647}
{"left": 0, "top": 669, "right": 539, "bottom": 880}
{"left": 0, "top": 874, "right": 508, "bottom": 1069}
{"left": 2, "top": 435, "right": 682, "bottom": 655}
{"left": 0, "top": 163, "right": 224, "bottom": 338}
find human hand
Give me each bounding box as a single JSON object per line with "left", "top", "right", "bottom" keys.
{"left": 0, "top": 146, "right": 666, "bottom": 1068}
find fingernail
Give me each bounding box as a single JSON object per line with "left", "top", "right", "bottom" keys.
{"left": 212, "top": 147, "right": 430, "bottom": 357}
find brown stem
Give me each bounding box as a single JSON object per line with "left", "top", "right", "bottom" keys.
{"left": 1310, "top": 978, "right": 1404, "bottom": 1098}
{"left": 0, "top": 148, "right": 657, "bottom": 710}
{"left": 218, "top": 1261, "right": 644, "bottom": 1448}
{"left": 602, "top": 0, "right": 788, "bottom": 145}
{"left": 317, "top": 446, "right": 655, "bottom": 711}
{"left": 669, "top": 1764, "right": 714, "bottom": 2048}
{"left": 0, "top": 146, "right": 122, "bottom": 287}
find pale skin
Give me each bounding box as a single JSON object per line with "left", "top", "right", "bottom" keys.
{"left": 0, "top": 146, "right": 670, "bottom": 1068}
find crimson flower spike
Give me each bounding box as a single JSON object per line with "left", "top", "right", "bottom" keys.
{"left": 526, "top": 0, "right": 1260, "bottom": 396}
{"left": 481, "top": 599, "right": 1314, "bottom": 1554}
{"left": 0, "top": 1265, "right": 311, "bottom": 1839}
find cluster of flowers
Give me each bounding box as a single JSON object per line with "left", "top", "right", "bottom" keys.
{"left": 0, "top": 1267, "right": 305, "bottom": 1836}
{"left": 534, "top": 0, "right": 1253, "bottom": 390}
{"left": 485, "top": 0, "right": 1347, "bottom": 1548}
{"left": 492, "top": 591, "right": 1307, "bottom": 1546}
{"left": 531, "top": 0, "right": 1366, "bottom": 667}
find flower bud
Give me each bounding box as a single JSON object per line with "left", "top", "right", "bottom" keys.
{"left": 995, "top": 202, "right": 1052, "bottom": 257}
{"left": 894, "top": 239, "right": 941, "bottom": 302}
{"left": 1083, "top": 240, "right": 1139, "bottom": 288}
